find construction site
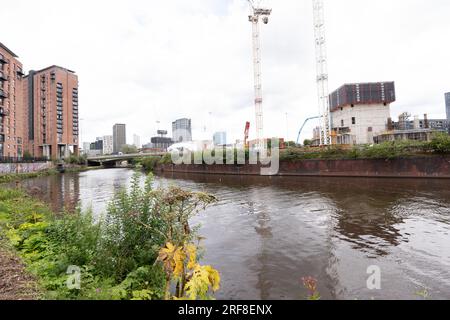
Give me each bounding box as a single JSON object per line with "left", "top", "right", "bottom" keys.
{"left": 244, "top": 0, "right": 449, "bottom": 151}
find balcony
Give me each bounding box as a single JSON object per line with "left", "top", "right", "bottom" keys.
{"left": 0, "top": 71, "right": 7, "bottom": 81}
{"left": 0, "top": 107, "right": 9, "bottom": 116}
{"left": 16, "top": 69, "right": 25, "bottom": 77}
{"left": 0, "top": 89, "right": 7, "bottom": 99}
{"left": 0, "top": 54, "right": 7, "bottom": 64}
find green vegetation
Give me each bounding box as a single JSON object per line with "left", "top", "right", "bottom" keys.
{"left": 134, "top": 133, "right": 450, "bottom": 171}
{"left": 121, "top": 145, "right": 138, "bottom": 154}
{"left": 139, "top": 157, "right": 162, "bottom": 172}
{"left": 0, "top": 169, "right": 59, "bottom": 184}
{"left": 0, "top": 172, "right": 219, "bottom": 300}
{"left": 65, "top": 154, "right": 88, "bottom": 165}
{"left": 281, "top": 133, "right": 450, "bottom": 161}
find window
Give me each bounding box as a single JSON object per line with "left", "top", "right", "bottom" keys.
{"left": 352, "top": 117, "right": 356, "bottom": 125}
{"left": 341, "top": 119, "right": 344, "bottom": 127}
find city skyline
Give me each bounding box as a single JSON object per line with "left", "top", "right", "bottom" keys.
{"left": 2, "top": 0, "right": 450, "bottom": 145}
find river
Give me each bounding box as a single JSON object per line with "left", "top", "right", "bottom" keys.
{"left": 5, "top": 168, "right": 450, "bottom": 300}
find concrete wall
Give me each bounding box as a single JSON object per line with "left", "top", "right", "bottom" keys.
{"left": 331, "top": 103, "right": 390, "bottom": 144}
{"left": 159, "top": 157, "right": 450, "bottom": 179}
{"left": 0, "top": 162, "right": 53, "bottom": 175}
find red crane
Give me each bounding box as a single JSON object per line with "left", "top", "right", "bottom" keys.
{"left": 244, "top": 121, "right": 251, "bottom": 149}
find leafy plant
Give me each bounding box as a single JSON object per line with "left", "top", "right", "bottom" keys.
{"left": 301, "top": 277, "right": 321, "bottom": 301}
{"left": 157, "top": 242, "right": 220, "bottom": 300}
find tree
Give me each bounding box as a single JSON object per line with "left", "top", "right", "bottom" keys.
{"left": 121, "top": 144, "right": 138, "bottom": 154}
{"left": 303, "top": 139, "right": 313, "bottom": 147}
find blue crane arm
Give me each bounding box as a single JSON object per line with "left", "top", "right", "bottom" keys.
{"left": 296, "top": 116, "right": 321, "bottom": 145}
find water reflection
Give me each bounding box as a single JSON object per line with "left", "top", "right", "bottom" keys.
{"left": 4, "top": 169, "right": 450, "bottom": 300}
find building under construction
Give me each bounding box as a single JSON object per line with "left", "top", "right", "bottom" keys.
{"left": 374, "top": 113, "right": 449, "bottom": 143}
{"left": 329, "top": 82, "right": 396, "bottom": 145}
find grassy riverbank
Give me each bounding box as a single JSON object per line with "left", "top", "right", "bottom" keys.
{"left": 0, "top": 166, "right": 103, "bottom": 184}
{"left": 0, "top": 169, "right": 59, "bottom": 184}
{"left": 139, "top": 133, "right": 450, "bottom": 171}
{"left": 0, "top": 173, "right": 220, "bottom": 300}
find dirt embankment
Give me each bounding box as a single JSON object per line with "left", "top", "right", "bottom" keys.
{"left": 0, "top": 243, "right": 40, "bottom": 300}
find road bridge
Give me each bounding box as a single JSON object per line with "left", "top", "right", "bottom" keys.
{"left": 87, "top": 152, "right": 166, "bottom": 167}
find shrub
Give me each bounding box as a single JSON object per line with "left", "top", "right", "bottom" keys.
{"left": 140, "top": 157, "right": 161, "bottom": 172}
{"left": 428, "top": 132, "right": 450, "bottom": 153}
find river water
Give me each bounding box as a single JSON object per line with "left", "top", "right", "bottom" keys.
{"left": 5, "top": 168, "right": 450, "bottom": 300}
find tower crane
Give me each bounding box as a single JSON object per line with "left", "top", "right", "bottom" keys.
{"left": 312, "top": 0, "right": 332, "bottom": 145}
{"left": 248, "top": 0, "right": 271, "bottom": 151}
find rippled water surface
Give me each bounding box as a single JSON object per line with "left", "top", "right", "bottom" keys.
{"left": 8, "top": 168, "right": 450, "bottom": 300}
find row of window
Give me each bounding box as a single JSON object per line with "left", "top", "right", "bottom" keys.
{"left": 340, "top": 117, "right": 357, "bottom": 127}
{"left": 56, "top": 83, "right": 64, "bottom": 135}
{"left": 72, "top": 88, "right": 79, "bottom": 136}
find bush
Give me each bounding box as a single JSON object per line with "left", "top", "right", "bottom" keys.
{"left": 140, "top": 157, "right": 161, "bottom": 172}
{"left": 280, "top": 137, "right": 450, "bottom": 162}
{"left": 428, "top": 132, "right": 450, "bottom": 153}
{"left": 65, "top": 154, "right": 87, "bottom": 165}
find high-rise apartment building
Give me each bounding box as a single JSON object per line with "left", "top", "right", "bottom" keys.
{"left": 113, "top": 124, "right": 126, "bottom": 154}
{"left": 445, "top": 93, "right": 450, "bottom": 122}
{"left": 213, "top": 131, "right": 227, "bottom": 146}
{"left": 172, "top": 118, "right": 192, "bottom": 143}
{"left": 24, "top": 66, "right": 79, "bottom": 159}
{"left": 103, "top": 135, "right": 113, "bottom": 155}
{"left": 0, "top": 42, "right": 26, "bottom": 158}
{"left": 133, "top": 134, "right": 141, "bottom": 149}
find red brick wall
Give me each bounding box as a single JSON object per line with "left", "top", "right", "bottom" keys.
{"left": 159, "top": 157, "right": 450, "bottom": 179}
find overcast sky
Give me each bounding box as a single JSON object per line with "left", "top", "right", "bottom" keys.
{"left": 2, "top": 0, "right": 450, "bottom": 144}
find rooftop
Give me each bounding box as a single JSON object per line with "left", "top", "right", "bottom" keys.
{"left": 0, "top": 42, "right": 19, "bottom": 58}
{"left": 31, "top": 65, "right": 76, "bottom": 75}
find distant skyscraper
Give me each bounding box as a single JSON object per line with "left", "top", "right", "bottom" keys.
{"left": 103, "top": 135, "right": 113, "bottom": 155}
{"left": 172, "top": 118, "right": 192, "bottom": 143}
{"left": 133, "top": 134, "right": 141, "bottom": 149}
{"left": 82, "top": 142, "right": 91, "bottom": 154}
{"left": 113, "top": 124, "right": 126, "bottom": 154}
{"left": 446, "top": 92, "right": 450, "bottom": 121}
{"left": 213, "top": 132, "right": 227, "bottom": 146}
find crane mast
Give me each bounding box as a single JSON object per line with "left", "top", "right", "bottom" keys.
{"left": 248, "top": 0, "right": 271, "bottom": 151}
{"left": 313, "top": 0, "right": 332, "bottom": 145}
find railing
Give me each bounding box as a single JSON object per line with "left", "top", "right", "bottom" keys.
{"left": 0, "top": 107, "right": 8, "bottom": 116}
{"left": 0, "top": 156, "right": 49, "bottom": 163}
{"left": 0, "top": 71, "right": 7, "bottom": 81}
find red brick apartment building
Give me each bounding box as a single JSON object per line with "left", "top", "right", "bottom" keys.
{"left": 0, "top": 43, "right": 26, "bottom": 158}
{"left": 0, "top": 42, "right": 79, "bottom": 160}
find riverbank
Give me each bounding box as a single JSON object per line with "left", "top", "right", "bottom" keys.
{"left": 158, "top": 156, "right": 450, "bottom": 179}
{"left": 0, "top": 166, "right": 101, "bottom": 184}
{"left": 0, "top": 240, "right": 40, "bottom": 300}
{"left": 0, "top": 169, "right": 59, "bottom": 184}
{"left": 0, "top": 174, "right": 220, "bottom": 300}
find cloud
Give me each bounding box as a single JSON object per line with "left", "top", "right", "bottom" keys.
{"left": 2, "top": 0, "right": 449, "bottom": 144}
